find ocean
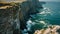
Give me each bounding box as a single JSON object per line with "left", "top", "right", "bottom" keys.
{"left": 26, "top": 2, "right": 60, "bottom": 32}
{"left": 41, "top": 2, "right": 60, "bottom": 25}
{"left": 0, "top": 1, "right": 60, "bottom": 34}
{"left": 30, "top": 2, "right": 60, "bottom": 25}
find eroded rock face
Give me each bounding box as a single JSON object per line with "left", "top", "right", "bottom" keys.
{"left": 0, "top": 3, "right": 19, "bottom": 34}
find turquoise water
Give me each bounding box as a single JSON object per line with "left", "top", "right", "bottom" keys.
{"left": 30, "top": 2, "right": 60, "bottom": 25}
{"left": 27, "top": 2, "right": 60, "bottom": 32}
{"left": 42, "top": 2, "right": 60, "bottom": 25}
{"left": 22, "top": 2, "right": 60, "bottom": 34}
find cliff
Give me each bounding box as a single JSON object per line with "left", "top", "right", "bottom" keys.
{"left": 19, "top": 0, "right": 45, "bottom": 30}
{"left": 0, "top": 0, "right": 45, "bottom": 34}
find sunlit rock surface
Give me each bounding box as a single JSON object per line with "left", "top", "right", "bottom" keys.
{"left": 34, "top": 25, "right": 60, "bottom": 34}
{"left": 0, "top": 0, "right": 26, "bottom": 3}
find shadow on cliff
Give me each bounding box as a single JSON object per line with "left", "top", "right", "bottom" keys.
{"left": 19, "top": 0, "right": 46, "bottom": 30}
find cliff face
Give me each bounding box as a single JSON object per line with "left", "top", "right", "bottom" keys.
{"left": 19, "top": 0, "right": 44, "bottom": 30}
{"left": 0, "top": 0, "right": 45, "bottom": 34}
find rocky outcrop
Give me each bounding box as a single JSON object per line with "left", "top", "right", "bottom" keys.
{"left": 34, "top": 25, "right": 60, "bottom": 34}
